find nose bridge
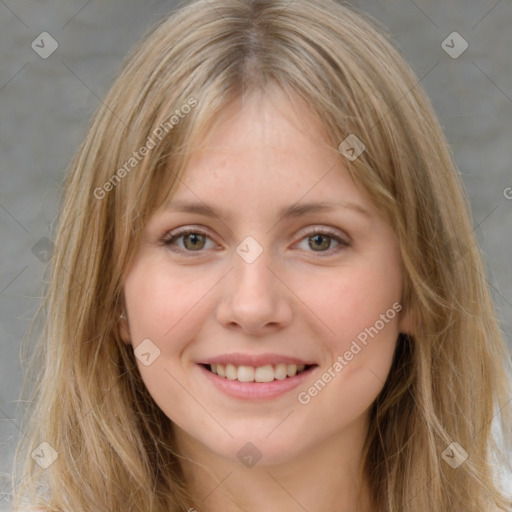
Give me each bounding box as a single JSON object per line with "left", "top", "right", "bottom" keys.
{"left": 231, "top": 240, "right": 277, "bottom": 303}
{"left": 215, "top": 237, "right": 292, "bottom": 333}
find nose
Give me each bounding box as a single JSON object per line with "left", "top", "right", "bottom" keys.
{"left": 215, "top": 246, "right": 293, "bottom": 335}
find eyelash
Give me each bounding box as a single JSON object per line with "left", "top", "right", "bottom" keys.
{"left": 160, "top": 226, "right": 351, "bottom": 257}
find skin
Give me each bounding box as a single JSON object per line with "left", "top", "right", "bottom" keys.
{"left": 120, "top": 85, "right": 413, "bottom": 512}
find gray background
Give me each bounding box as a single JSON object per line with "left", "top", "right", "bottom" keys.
{"left": 1, "top": 0, "right": 511, "bottom": 509}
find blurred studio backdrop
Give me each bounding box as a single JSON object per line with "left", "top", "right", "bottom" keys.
{"left": 0, "top": 0, "right": 511, "bottom": 509}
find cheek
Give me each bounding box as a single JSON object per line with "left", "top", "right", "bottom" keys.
{"left": 305, "top": 266, "right": 402, "bottom": 338}
{"left": 295, "top": 262, "right": 403, "bottom": 427}
{"left": 300, "top": 255, "right": 403, "bottom": 362}
{"left": 122, "top": 259, "right": 204, "bottom": 424}
{"left": 124, "top": 258, "right": 216, "bottom": 343}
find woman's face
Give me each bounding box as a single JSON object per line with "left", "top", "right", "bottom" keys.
{"left": 120, "top": 87, "right": 411, "bottom": 466}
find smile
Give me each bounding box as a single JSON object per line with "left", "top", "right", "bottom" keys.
{"left": 199, "top": 363, "right": 318, "bottom": 400}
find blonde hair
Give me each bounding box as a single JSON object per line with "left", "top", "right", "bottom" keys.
{"left": 12, "top": 0, "right": 512, "bottom": 510}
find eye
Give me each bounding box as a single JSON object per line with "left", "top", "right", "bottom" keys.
{"left": 295, "top": 227, "right": 350, "bottom": 255}
{"left": 161, "top": 228, "right": 217, "bottom": 254}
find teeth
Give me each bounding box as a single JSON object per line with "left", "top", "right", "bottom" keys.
{"left": 226, "top": 364, "right": 237, "bottom": 380}
{"left": 287, "top": 364, "right": 297, "bottom": 377}
{"left": 255, "top": 365, "right": 274, "bottom": 383}
{"left": 208, "top": 363, "right": 309, "bottom": 382}
{"left": 274, "top": 363, "right": 288, "bottom": 380}
{"left": 237, "top": 366, "right": 255, "bottom": 382}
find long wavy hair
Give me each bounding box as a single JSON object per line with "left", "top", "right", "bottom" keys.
{"left": 11, "top": 0, "right": 512, "bottom": 510}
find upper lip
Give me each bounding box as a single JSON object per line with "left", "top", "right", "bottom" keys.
{"left": 199, "top": 353, "right": 316, "bottom": 367}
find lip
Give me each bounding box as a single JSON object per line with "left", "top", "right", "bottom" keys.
{"left": 199, "top": 352, "right": 315, "bottom": 367}
{"left": 198, "top": 363, "right": 318, "bottom": 400}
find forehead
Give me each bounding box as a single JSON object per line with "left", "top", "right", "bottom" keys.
{"left": 193, "top": 86, "right": 330, "bottom": 153}
{"left": 158, "top": 89, "right": 376, "bottom": 224}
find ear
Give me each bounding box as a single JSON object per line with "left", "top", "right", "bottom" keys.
{"left": 398, "top": 305, "right": 416, "bottom": 335}
{"left": 119, "top": 314, "right": 132, "bottom": 345}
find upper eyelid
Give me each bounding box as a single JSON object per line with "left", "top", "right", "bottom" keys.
{"left": 301, "top": 225, "right": 351, "bottom": 241}
{"left": 162, "top": 226, "right": 215, "bottom": 242}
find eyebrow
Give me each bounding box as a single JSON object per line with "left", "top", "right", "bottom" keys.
{"left": 164, "top": 200, "right": 371, "bottom": 221}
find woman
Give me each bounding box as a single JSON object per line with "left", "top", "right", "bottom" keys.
{"left": 12, "top": 0, "right": 512, "bottom": 510}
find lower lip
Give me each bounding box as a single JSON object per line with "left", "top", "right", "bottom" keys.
{"left": 198, "top": 364, "right": 317, "bottom": 400}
